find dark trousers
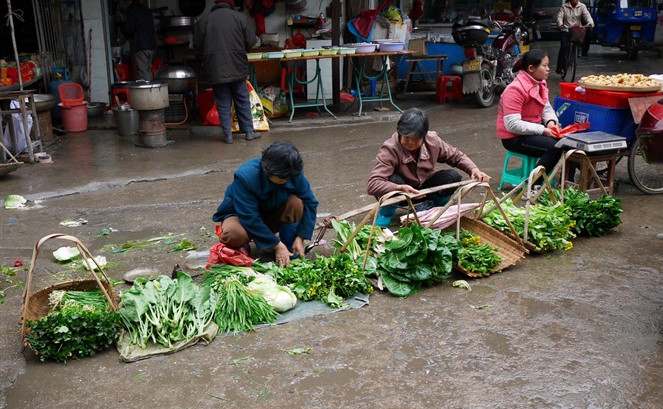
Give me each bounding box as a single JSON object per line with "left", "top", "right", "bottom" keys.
{"left": 212, "top": 79, "right": 254, "bottom": 137}
{"left": 502, "top": 135, "right": 563, "bottom": 173}
{"left": 220, "top": 195, "right": 303, "bottom": 248}
{"left": 386, "top": 169, "right": 462, "bottom": 203}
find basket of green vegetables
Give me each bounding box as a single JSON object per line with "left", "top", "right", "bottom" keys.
{"left": 20, "top": 234, "right": 119, "bottom": 363}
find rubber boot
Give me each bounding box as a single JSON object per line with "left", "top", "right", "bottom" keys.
{"left": 279, "top": 222, "right": 299, "bottom": 258}
{"left": 375, "top": 205, "right": 397, "bottom": 227}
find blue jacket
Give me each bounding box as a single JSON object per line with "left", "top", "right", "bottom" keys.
{"left": 212, "top": 158, "right": 318, "bottom": 250}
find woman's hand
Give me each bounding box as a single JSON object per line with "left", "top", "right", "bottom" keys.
{"left": 397, "top": 184, "right": 420, "bottom": 195}
{"left": 274, "top": 242, "right": 293, "bottom": 267}
{"left": 471, "top": 168, "right": 491, "bottom": 182}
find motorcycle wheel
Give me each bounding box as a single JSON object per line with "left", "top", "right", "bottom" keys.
{"left": 627, "top": 138, "right": 663, "bottom": 194}
{"left": 473, "top": 65, "right": 495, "bottom": 108}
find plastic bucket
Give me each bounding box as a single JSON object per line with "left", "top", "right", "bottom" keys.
{"left": 59, "top": 102, "right": 88, "bottom": 132}
{"left": 113, "top": 107, "right": 139, "bottom": 136}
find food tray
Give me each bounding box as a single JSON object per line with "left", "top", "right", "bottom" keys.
{"left": 376, "top": 41, "right": 405, "bottom": 52}
{"left": 559, "top": 82, "right": 663, "bottom": 108}
{"left": 265, "top": 52, "right": 285, "bottom": 59}
{"left": 320, "top": 48, "right": 339, "bottom": 56}
{"left": 450, "top": 217, "right": 528, "bottom": 278}
{"left": 247, "top": 52, "right": 263, "bottom": 60}
{"left": 338, "top": 47, "right": 356, "bottom": 55}
{"left": 577, "top": 79, "right": 663, "bottom": 93}
{"left": 283, "top": 50, "right": 302, "bottom": 58}
{"left": 301, "top": 49, "right": 320, "bottom": 57}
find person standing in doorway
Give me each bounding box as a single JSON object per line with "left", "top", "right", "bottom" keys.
{"left": 123, "top": 0, "right": 157, "bottom": 81}
{"left": 194, "top": 0, "right": 261, "bottom": 144}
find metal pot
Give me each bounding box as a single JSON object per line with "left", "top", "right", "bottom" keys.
{"left": 128, "top": 81, "right": 169, "bottom": 110}
{"left": 25, "top": 94, "right": 56, "bottom": 112}
{"left": 166, "top": 16, "right": 194, "bottom": 27}
{"left": 154, "top": 66, "right": 197, "bottom": 94}
{"left": 87, "top": 102, "right": 108, "bottom": 117}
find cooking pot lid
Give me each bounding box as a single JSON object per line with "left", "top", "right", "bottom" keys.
{"left": 179, "top": 0, "right": 205, "bottom": 17}
{"left": 128, "top": 80, "right": 168, "bottom": 89}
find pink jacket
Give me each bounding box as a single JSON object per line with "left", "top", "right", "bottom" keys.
{"left": 367, "top": 131, "right": 478, "bottom": 197}
{"left": 496, "top": 70, "right": 551, "bottom": 140}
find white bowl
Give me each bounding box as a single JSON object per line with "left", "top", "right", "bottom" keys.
{"left": 346, "top": 43, "right": 377, "bottom": 53}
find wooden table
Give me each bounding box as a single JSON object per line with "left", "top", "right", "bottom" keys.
{"left": 249, "top": 50, "right": 415, "bottom": 122}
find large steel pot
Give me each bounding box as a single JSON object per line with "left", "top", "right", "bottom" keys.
{"left": 128, "top": 81, "right": 169, "bottom": 110}
{"left": 166, "top": 16, "right": 194, "bottom": 27}
{"left": 154, "top": 66, "right": 197, "bottom": 94}
{"left": 25, "top": 94, "right": 56, "bottom": 112}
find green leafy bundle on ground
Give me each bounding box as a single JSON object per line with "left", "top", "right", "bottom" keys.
{"left": 254, "top": 253, "right": 373, "bottom": 308}
{"left": 366, "top": 223, "right": 460, "bottom": 297}
{"left": 458, "top": 230, "right": 502, "bottom": 276}
{"left": 26, "top": 290, "right": 120, "bottom": 363}
{"left": 538, "top": 187, "right": 623, "bottom": 237}
{"left": 118, "top": 272, "right": 216, "bottom": 349}
{"left": 483, "top": 199, "right": 575, "bottom": 252}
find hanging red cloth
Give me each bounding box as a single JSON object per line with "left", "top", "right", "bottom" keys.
{"left": 409, "top": 0, "right": 424, "bottom": 21}
{"left": 350, "top": 1, "right": 391, "bottom": 41}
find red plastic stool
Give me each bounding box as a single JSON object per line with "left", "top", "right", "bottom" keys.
{"left": 435, "top": 75, "right": 463, "bottom": 104}
{"left": 280, "top": 67, "right": 305, "bottom": 98}
{"left": 111, "top": 88, "right": 131, "bottom": 107}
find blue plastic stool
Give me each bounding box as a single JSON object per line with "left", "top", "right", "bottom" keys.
{"left": 499, "top": 151, "right": 539, "bottom": 190}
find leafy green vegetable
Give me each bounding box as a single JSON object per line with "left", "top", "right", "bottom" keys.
{"left": 452, "top": 280, "right": 471, "bottom": 290}
{"left": 283, "top": 347, "right": 312, "bottom": 355}
{"left": 118, "top": 272, "right": 216, "bottom": 348}
{"left": 168, "top": 239, "right": 197, "bottom": 252}
{"left": 483, "top": 199, "right": 575, "bottom": 252}
{"left": 25, "top": 289, "right": 119, "bottom": 363}
{"left": 213, "top": 278, "right": 276, "bottom": 334}
{"left": 254, "top": 253, "right": 373, "bottom": 308}
{"left": 52, "top": 246, "right": 81, "bottom": 262}
{"left": 373, "top": 223, "right": 460, "bottom": 297}
{"left": 457, "top": 231, "right": 501, "bottom": 276}
{"left": 538, "top": 187, "right": 623, "bottom": 237}
{"left": 96, "top": 228, "right": 114, "bottom": 237}
{"left": 4, "top": 194, "right": 26, "bottom": 209}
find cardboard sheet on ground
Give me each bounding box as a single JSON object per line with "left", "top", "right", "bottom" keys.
{"left": 116, "top": 294, "right": 369, "bottom": 362}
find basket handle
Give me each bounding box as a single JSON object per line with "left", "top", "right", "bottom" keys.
{"left": 20, "top": 233, "right": 118, "bottom": 340}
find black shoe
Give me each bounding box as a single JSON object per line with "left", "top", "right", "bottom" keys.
{"left": 222, "top": 134, "right": 233, "bottom": 144}
{"left": 245, "top": 131, "right": 261, "bottom": 141}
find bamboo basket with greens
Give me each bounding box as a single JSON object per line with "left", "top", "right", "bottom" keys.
{"left": 20, "top": 234, "right": 120, "bottom": 363}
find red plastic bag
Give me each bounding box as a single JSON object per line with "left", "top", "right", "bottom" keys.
{"left": 206, "top": 242, "right": 254, "bottom": 268}
{"left": 552, "top": 122, "right": 590, "bottom": 139}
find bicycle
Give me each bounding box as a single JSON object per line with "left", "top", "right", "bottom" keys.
{"left": 560, "top": 25, "right": 588, "bottom": 82}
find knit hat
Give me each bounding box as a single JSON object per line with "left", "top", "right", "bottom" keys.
{"left": 215, "top": 0, "right": 235, "bottom": 5}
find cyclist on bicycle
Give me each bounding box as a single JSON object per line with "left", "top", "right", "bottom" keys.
{"left": 555, "top": 0, "right": 594, "bottom": 75}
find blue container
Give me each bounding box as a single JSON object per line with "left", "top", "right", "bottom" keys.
{"left": 553, "top": 97, "right": 637, "bottom": 142}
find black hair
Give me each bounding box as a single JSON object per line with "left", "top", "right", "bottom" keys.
{"left": 521, "top": 49, "right": 549, "bottom": 71}
{"left": 396, "top": 107, "right": 428, "bottom": 138}
{"left": 261, "top": 141, "right": 303, "bottom": 179}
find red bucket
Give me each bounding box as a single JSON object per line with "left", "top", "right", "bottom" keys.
{"left": 59, "top": 102, "right": 88, "bottom": 132}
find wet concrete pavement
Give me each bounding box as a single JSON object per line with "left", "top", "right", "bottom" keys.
{"left": 1, "top": 42, "right": 662, "bottom": 408}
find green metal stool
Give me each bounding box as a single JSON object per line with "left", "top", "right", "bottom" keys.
{"left": 499, "top": 151, "right": 539, "bottom": 190}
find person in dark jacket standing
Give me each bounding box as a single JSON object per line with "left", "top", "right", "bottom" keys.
{"left": 212, "top": 141, "right": 318, "bottom": 266}
{"left": 123, "top": 0, "right": 157, "bottom": 81}
{"left": 194, "top": 0, "right": 261, "bottom": 144}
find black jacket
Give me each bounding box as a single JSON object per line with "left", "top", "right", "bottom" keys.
{"left": 124, "top": 1, "right": 157, "bottom": 52}
{"left": 193, "top": 4, "right": 257, "bottom": 84}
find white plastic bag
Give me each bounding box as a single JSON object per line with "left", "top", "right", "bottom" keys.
{"left": 1, "top": 100, "right": 33, "bottom": 153}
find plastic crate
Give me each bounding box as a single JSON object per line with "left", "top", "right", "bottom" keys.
{"left": 58, "top": 83, "right": 84, "bottom": 106}
{"left": 559, "top": 82, "right": 663, "bottom": 109}
{"left": 553, "top": 97, "right": 637, "bottom": 142}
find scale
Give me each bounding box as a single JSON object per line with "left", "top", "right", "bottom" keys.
{"left": 555, "top": 131, "right": 628, "bottom": 153}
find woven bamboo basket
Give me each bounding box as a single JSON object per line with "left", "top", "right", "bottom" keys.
{"left": 453, "top": 217, "right": 528, "bottom": 278}
{"left": 20, "top": 233, "right": 119, "bottom": 343}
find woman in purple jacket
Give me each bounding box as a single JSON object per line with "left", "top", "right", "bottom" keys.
{"left": 367, "top": 108, "right": 490, "bottom": 226}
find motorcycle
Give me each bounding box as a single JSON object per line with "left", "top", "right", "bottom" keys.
{"left": 452, "top": 16, "right": 530, "bottom": 107}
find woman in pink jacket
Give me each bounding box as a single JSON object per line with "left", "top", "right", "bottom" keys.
{"left": 497, "top": 49, "right": 561, "bottom": 179}
{"left": 368, "top": 108, "right": 490, "bottom": 226}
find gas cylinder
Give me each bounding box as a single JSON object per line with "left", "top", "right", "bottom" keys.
{"left": 49, "top": 67, "right": 72, "bottom": 121}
